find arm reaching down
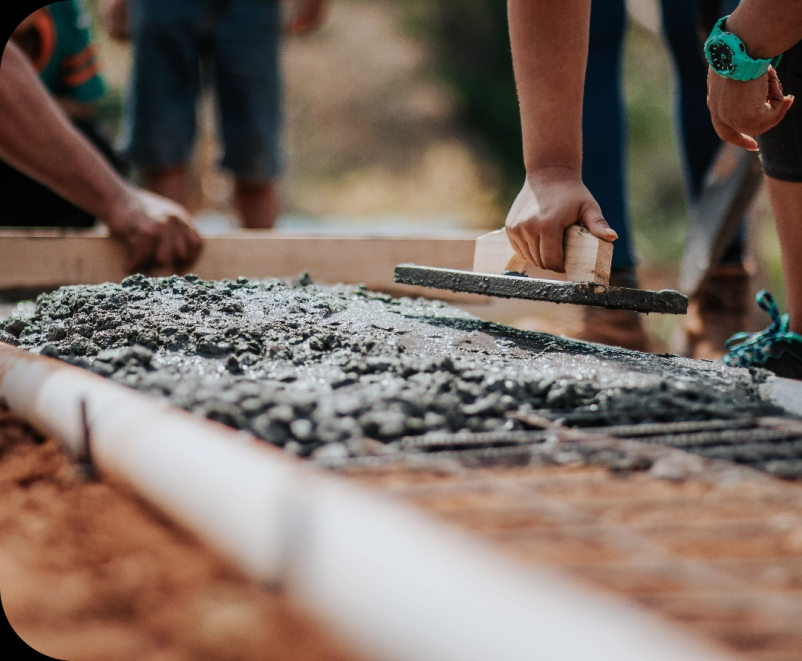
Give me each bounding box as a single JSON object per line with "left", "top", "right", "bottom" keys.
{"left": 0, "top": 42, "right": 201, "bottom": 272}
{"left": 706, "top": 1, "right": 802, "bottom": 149}
{"left": 725, "top": 0, "right": 802, "bottom": 60}
{"left": 505, "top": 0, "right": 616, "bottom": 273}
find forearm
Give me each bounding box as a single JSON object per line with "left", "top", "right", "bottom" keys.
{"left": 57, "top": 98, "right": 98, "bottom": 121}
{"left": 0, "top": 43, "right": 130, "bottom": 221}
{"left": 508, "top": 0, "right": 591, "bottom": 175}
{"left": 727, "top": 1, "right": 802, "bottom": 59}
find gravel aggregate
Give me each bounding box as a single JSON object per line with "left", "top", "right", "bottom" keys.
{"left": 1, "top": 274, "right": 777, "bottom": 459}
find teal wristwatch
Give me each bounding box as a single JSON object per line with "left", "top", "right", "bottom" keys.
{"left": 704, "top": 16, "right": 782, "bottom": 81}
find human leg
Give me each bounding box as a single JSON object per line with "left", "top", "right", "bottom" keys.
{"left": 661, "top": 0, "right": 750, "bottom": 359}
{"left": 235, "top": 179, "right": 279, "bottom": 229}
{"left": 569, "top": 0, "right": 650, "bottom": 351}
{"left": 660, "top": 0, "right": 724, "bottom": 204}
{"left": 766, "top": 178, "right": 802, "bottom": 335}
{"left": 581, "top": 0, "right": 634, "bottom": 272}
{"left": 719, "top": 178, "right": 802, "bottom": 378}
{"left": 666, "top": 0, "right": 747, "bottom": 268}
{"left": 121, "top": 0, "right": 201, "bottom": 205}
{"left": 213, "top": 0, "right": 283, "bottom": 228}
{"left": 143, "top": 166, "right": 191, "bottom": 208}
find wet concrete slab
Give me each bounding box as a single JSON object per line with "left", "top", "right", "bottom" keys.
{"left": 0, "top": 275, "right": 779, "bottom": 462}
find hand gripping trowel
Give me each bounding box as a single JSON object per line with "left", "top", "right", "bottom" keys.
{"left": 394, "top": 225, "right": 688, "bottom": 315}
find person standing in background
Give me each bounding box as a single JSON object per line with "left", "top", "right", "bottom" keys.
{"left": 103, "top": 0, "right": 328, "bottom": 229}
{"left": 566, "top": 0, "right": 747, "bottom": 356}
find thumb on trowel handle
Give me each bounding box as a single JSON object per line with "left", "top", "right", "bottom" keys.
{"left": 504, "top": 254, "right": 529, "bottom": 274}
{"left": 473, "top": 225, "right": 613, "bottom": 285}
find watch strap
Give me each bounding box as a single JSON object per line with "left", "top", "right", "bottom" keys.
{"left": 734, "top": 57, "right": 773, "bottom": 80}
{"left": 706, "top": 15, "right": 783, "bottom": 81}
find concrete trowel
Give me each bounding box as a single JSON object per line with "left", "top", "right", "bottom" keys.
{"left": 395, "top": 142, "right": 761, "bottom": 316}
{"left": 394, "top": 225, "right": 688, "bottom": 315}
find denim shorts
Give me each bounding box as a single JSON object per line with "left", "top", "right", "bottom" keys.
{"left": 121, "top": 0, "right": 282, "bottom": 181}
{"left": 758, "top": 39, "right": 802, "bottom": 182}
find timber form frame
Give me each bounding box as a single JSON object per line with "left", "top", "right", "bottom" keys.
{"left": 0, "top": 230, "right": 487, "bottom": 303}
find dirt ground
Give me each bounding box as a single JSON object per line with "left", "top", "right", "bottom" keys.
{"left": 346, "top": 461, "right": 802, "bottom": 660}
{"left": 0, "top": 408, "right": 364, "bottom": 661}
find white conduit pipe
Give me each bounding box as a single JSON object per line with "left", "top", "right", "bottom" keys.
{"left": 0, "top": 343, "right": 737, "bottom": 661}
{"left": 761, "top": 375, "right": 802, "bottom": 417}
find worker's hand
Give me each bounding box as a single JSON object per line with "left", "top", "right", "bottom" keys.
{"left": 104, "top": 187, "right": 202, "bottom": 273}
{"left": 505, "top": 168, "right": 616, "bottom": 273}
{"left": 707, "top": 67, "right": 793, "bottom": 151}
{"left": 101, "top": 0, "right": 130, "bottom": 42}
{"left": 284, "top": 0, "right": 328, "bottom": 35}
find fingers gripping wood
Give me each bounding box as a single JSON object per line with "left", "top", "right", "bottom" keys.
{"left": 475, "top": 226, "right": 613, "bottom": 284}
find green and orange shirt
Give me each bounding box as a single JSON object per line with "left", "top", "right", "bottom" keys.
{"left": 28, "top": 0, "right": 105, "bottom": 103}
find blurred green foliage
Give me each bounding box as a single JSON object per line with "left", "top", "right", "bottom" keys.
{"left": 758, "top": 203, "right": 785, "bottom": 312}
{"left": 424, "top": 1, "right": 524, "bottom": 183}
{"left": 400, "top": 0, "right": 524, "bottom": 201}
{"left": 623, "top": 23, "right": 688, "bottom": 266}
{"left": 96, "top": 86, "right": 124, "bottom": 133}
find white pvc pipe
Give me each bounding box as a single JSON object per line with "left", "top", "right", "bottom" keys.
{"left": 761, "top": 375, "right": 802, "bottom": 417}
{"left": 0, "top": 344, "right": 298, "bottom": 581}
{"left": 291, "top": 479, "right": 741, "bottom": 661}
{"left": 0, "top": 343, "right": 737, "bottom": 661}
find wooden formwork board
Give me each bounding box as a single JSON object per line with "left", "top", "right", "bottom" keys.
{"left": 0, "top": 230, "right": 488, "bottom": 303}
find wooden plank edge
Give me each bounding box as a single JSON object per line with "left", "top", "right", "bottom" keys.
{"left": 0, "top": 233, "right": 490, "bottom": 305}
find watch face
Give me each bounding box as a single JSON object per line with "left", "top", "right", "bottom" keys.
{"left": 709, "top": 41, "right": 735, "bottom": 72}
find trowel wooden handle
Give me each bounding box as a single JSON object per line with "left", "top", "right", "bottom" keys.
{"left": 563, "top": 225, "right": 613, "bottom": 285}
{"left": 474, "top": 225, "right": 613, "bottom": 285}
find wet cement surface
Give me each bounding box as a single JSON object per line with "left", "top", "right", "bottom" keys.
{"left": 1, "top": 275, "right": 779, "bottom": 465}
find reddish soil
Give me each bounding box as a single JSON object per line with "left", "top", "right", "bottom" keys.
{"left": 0, "top": 408, "right": 364, "bottom": 661}
{"left": 345, "top": 461, "right": 802, "bottom": 661}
